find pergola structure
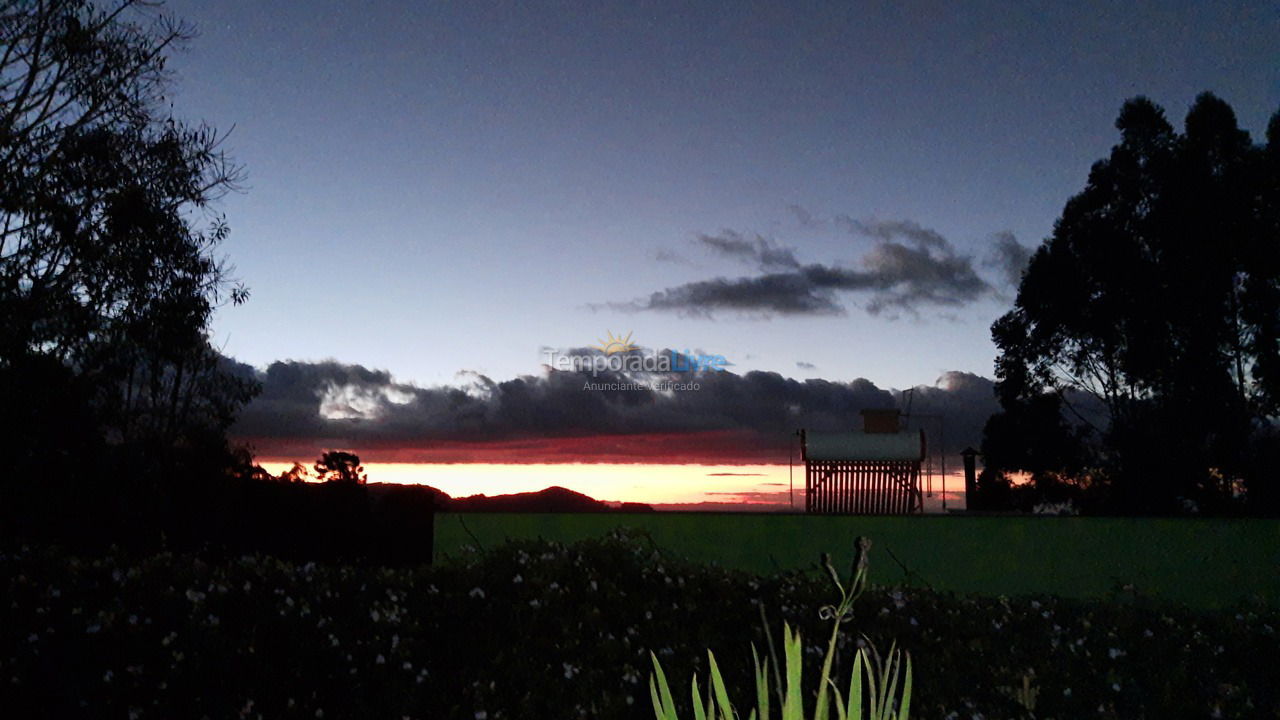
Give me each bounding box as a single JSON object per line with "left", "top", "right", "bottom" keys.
{"left": 800, "top": 410, "right": 925, "bottom": 514}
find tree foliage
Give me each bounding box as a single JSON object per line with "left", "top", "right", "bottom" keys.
{"left": 986, "top": 93, "right": 1280, "bottom": 513}
{"left": 0, "top": 0, "right": 259, "bottom": 551}
{"left": 0, "top": 0, "right": 256, "bottom": 462}
{"left": 314, "top": 451, "right": 367, "bottom": 485}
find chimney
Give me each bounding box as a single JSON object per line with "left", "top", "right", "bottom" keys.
{"left": 860, "top": 408, "right": 901, "bottom": 434}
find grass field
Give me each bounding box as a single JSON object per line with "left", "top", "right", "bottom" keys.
{"left": 434, "top": 512, "right": 1280, "bottom": 609}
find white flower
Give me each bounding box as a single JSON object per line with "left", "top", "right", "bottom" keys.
{"left": 475, "top": 712, "right": 488, "bottom": 720}
{"left": 513, "top": 574, "right": 523, "bottom": 584}
{"left": 563, "top": 662, "right": 578, "bottom": 679}
{"left": 376, "top": 654, "right": 386, "bottom": 665}
{"left": 469, "top": 587, "right": 485, "bottom": 599}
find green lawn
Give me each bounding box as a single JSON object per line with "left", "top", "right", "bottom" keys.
{"left": 435, "top": 512, "right": 1280, "bottom": 609}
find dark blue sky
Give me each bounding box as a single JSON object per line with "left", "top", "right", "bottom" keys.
{"left": 164, "top": 0, "right": 1280, "bottom": 390}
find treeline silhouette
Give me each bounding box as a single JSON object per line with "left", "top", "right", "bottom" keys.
{"left": 977, "top": 93, "right": 1280, "bottom": 516}
{"left": 0, "top": 1, "right": 432, "bottom": 560}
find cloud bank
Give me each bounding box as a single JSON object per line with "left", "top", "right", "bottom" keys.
{"left": 613, "top": 219, "right": 1000, "bottom": 318}
{"left": 228, "top": 355, "right": 1000, "bottom": 465}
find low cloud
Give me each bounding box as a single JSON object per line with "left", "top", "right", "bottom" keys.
{"left": 985, "top": 231, "right": 1033, "bottom": 287}
{"left": 231, "top": 357, "right": 1002, "bottom": 465}
{"left": 838, "top": 217, "right": 949, "bottom": 251}
{"left": 796, "top": 361, "right": 816, "bottom": 370}
{"left": 615, "top": 218, "right": 993, "bottom": 318}
{"left": 697, "top": 230, "right": 800, "bottom": 271}
{"left": 787, "top": 203, "right": 818, "bottom": 228}
{"left": 615, "top": 272, "right": 844, "bottom": 317}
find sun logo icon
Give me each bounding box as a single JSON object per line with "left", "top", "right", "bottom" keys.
{"left": 594, "top": 330, "right": 637, "bottom": 355}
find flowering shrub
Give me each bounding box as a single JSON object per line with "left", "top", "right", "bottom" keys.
{"left": 1, "top": 528, "right": 1277, "bottom": 718}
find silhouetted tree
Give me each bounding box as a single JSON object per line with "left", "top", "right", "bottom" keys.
{"left": 278, "top": 462, "right": 309, "bottom": 483}
{"left": 314, "top": 451, "right": 367, "bottom": 485}
{"left": 0, "top": 1, "right": 255, "bottom": 464}
{"left": 986, "top": 93, "right": 1280, "bottom": 514}
{"left": 0, "top": 1, "right": 259, "bottom": 545}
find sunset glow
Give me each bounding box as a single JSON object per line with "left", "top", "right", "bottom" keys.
{"left": 259, "top": 461, "right": 969, "bottom": 511}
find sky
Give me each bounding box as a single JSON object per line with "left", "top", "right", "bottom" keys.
{"left": 154, "top": 1, "right": 1280, "bottom": 502}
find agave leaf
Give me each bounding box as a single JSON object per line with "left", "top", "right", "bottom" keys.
{"left": 752, "top": 644, "right": 770, "bottom": 720}
{"left": 782, "top": 623, "right": 804, "bottom": 720}
{"left": 651, "top": 675, "right": 671, "bottom": 720}
{"left": 864, "top": 651, "right": 880, "bottom": 720}
{"left": 845, "top": 648, "right": 864, "bottom": 720}
{"left": 879, "top": 646, "right": 900, "bottom": 720}
{"left": 708, "top": 650, "right": 736, "bottom": 720}
{"left": 652, "top": 651, "right": 679, "bottom": 720}
{"left": 814, "top": 621, "right": 841, "bottom": 720}
{"left": 828, "top": 678, "right": 848, "bottom": 720}
{"left": 692, "top": 674, "right": 708, "bottom": 720}
{"left": 896, "top": 654, "right": 912, "bottom": 720}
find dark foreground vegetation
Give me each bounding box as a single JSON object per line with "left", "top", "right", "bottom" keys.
{"left": 3, "top": 530, "right": 1276, "bottom": 719}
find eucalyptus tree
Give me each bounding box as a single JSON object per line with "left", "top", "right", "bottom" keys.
{"left": 986, "top": 93, "right": 1280, "bottom": 513}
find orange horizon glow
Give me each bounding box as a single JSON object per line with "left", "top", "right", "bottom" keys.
{"left": 258, "top": 461, "right": 970, "bottom": 512}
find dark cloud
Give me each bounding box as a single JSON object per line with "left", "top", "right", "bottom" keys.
{"left": 234, "top": 355, "right": 896, "bottom": 460}
{"left": 837, "top": 217, "right": 949, "bottom": 251}
{"left": 786, "top": 203, "right": 818, "bottom": 228}
{"left": 618, "top": 219, "right": 993, "bottom": 318}
{"left": 230, "top": 357, "right": 1005, "bottom": 466}
{"left": 796, "top": 361, "right": 817, "bottom": 370}
{"left": 653, "top": 248, "right": 692, "bottom": 265}
{"left": 614, "top": 272, "right": 844, "bottom": 317}
{"left": 696, "top": 230, "right": 800, "bottom": 271}
{"left": 985, "top": 231, "right": 1033, "bottom": 287}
